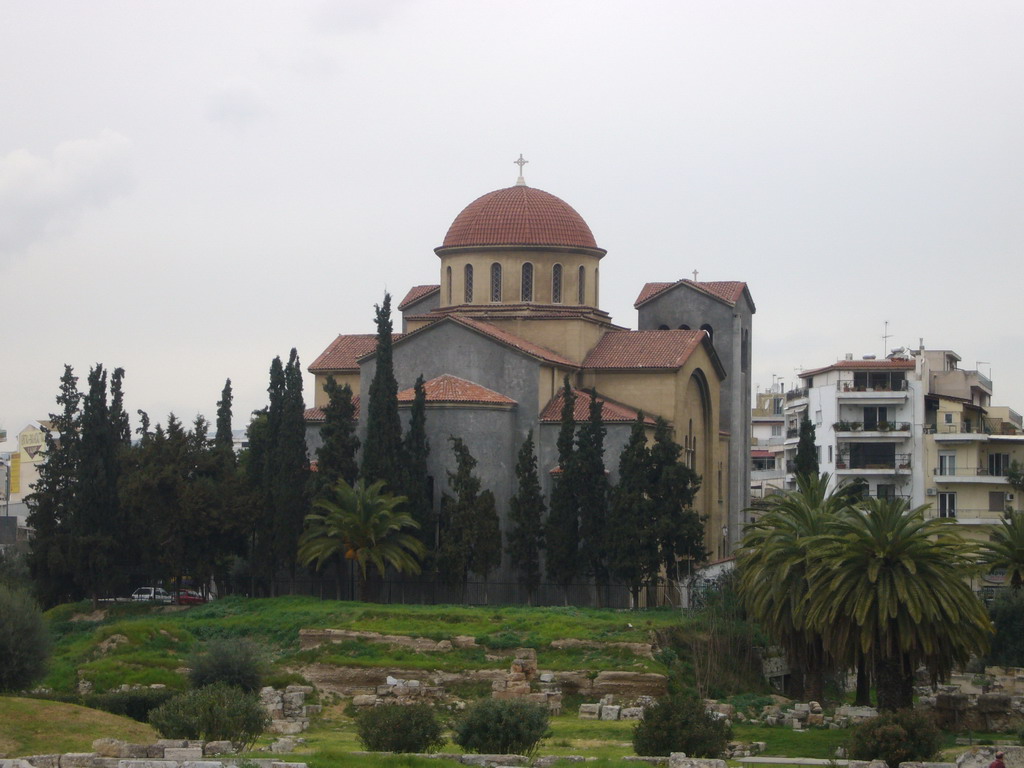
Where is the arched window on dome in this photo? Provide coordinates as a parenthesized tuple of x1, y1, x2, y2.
(491, 263, 502, 302)
(595, 268, 599, 305)
(521, 262, 533, 302)
(658, 324, 670, 331)
(464, 264, 473, 303)
(447, 266, 452, 304)
(700, 324, 713, 344)
(552, 264, 563, 303)
(678, 324, 691, 330)
(578, 266, 586, 304)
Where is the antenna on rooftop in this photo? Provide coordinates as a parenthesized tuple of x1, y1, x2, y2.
(882, 321, 891, 358)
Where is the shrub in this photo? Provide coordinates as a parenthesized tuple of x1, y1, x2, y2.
(355, 703, 445, 753)
(86, 688, 178, 722)
(148, 682, 269, 748)
(848, 709, 942, 768)
(987, 589, 1024, 667)
(453, 699, 549, 756)
(632, 693, 731, 758)
(188, 638, 266, 693)
(0, 585, 51, 692)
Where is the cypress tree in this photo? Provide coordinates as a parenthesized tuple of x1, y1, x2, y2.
(315, 375, 360, 490)
(108, 367, 131, 447)
(649, 418, 706, 583)
(507, 430, 546, 604)
(546, 377, 579, 601)
(362, 293, 404, 493)
(401, 375, 433, 548)
(795, 415, 819, 478)
(274, 348, 310, 592)
(609, 414, 657, 606)
(577, 390, 610, 597)
(26, 365, 82, 607)
(437, 436, 480, 596)
(74, 365, 123, 603)
(214, 378, 235, 462)
(437, 436, 500, 599)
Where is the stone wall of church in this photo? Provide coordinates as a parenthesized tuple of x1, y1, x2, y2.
(637, 289, 752, 553)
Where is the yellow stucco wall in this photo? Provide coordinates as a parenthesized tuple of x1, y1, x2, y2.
(313, 372, 362, 408)
(487, 316, 609, 365)
(438, 248, 603, 308)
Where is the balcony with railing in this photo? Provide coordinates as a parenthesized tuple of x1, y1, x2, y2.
(835, 452, 912, 474)
(933, 467, 1009, 484)
(785, 386, 809, 402)
(833, 420, 912, 437)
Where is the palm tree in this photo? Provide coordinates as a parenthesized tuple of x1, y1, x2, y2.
(807, 497, 992, 710)
(736, 473, 851, 701)
(979, 511, 1024, 589)
(298, 479, 426, 601)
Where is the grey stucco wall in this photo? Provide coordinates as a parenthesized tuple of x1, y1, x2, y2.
(637, 287, 753, 551)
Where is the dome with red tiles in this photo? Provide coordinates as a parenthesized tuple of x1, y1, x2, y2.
(441, 185, 599, 250)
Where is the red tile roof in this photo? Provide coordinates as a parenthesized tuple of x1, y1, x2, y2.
(539, 387, 655, 424)
(583, 330, 704, 370)
(634, 279, 752, 309)
(440, 185, 600, 250)
(304, 396, 360, 423)
(309, 334, 402, 372)
(398, 285, 440, 310)
(799, 359, 916, 378)
(397, 374, 516, 407)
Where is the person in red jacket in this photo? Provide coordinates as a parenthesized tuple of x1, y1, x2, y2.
(990, 751, 1006, 768)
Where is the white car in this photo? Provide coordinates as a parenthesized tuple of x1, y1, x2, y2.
(131, 586, 173, 604)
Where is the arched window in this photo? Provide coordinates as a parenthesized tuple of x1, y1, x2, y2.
(678, 324, 691, 330)
(464, 264, 473, 303)
(552, 264, 562, 303)
(578, 266, 586, 304)
(658, 324, 670, 330)
(741, 328, 750, 373)
(491, 263, 502, 302)
(521, 262, 533, 302)
(700, 323, 713, 343)
(595, 267, 599, 304)
(446, 266, 452, 304)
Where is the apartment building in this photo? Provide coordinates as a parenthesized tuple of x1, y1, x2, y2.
(782, 346, 1023, 539)
(750, 386, 787, 499)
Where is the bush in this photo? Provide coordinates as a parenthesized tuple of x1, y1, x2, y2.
(848, 709, 942, 768)
(632, 693, 731, 758)
(453, 699, 549, 756)
(0, 585, 51, 692)
(85, 688, 177, 722)
(188, 638, 266, 693)
(355, 703, 445, 753)
(148, 682, 269, 748)
(987, 589, 1024, 667)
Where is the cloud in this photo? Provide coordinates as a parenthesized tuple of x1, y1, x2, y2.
(204, 85, 271, 129)
(309, 0, 414, 34)
(0, 130, 134, 259)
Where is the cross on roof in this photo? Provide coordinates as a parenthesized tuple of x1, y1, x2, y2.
(514, 154, 528, 186)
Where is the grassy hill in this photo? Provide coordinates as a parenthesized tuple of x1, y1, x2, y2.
(42, 596, 689, 694)
(0, 697, 156, 757)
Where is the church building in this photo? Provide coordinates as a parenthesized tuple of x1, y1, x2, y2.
(306, 164, 753, 590)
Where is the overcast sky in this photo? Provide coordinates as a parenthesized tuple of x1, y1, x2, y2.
(2, 1, 1023, 450)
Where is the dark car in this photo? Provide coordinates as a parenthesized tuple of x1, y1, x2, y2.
(174, 589, 207, 605)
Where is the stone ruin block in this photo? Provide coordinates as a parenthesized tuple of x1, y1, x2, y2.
(601, 705, 621, 721)
(579, 703, 600, 719)
(620, 707, 644, 720)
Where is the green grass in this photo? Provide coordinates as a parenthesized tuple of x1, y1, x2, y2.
(41, 596, 679, 693)
(0, 696, 156, 756)
(732, 724, 852, 759)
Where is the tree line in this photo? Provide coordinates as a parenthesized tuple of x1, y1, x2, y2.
(26, 292, 708, 607)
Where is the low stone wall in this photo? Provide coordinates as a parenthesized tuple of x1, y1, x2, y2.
(0, 739, 307, 768)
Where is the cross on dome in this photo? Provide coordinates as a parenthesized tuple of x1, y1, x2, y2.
(514, 153, 528, 186)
